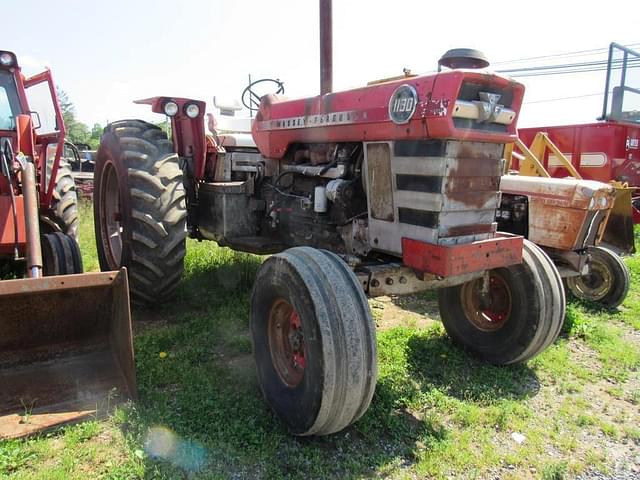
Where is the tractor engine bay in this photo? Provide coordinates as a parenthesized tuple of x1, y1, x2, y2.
(197, 142, 368, 256)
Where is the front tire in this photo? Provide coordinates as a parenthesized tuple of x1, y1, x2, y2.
(94, 120, 187, 304)
(42, 160, 79, 240)
(565, 246, 630, 309)
(438, 240, 565, 365)
(251, 247, 377, 436)
(41, 232, 83, 276)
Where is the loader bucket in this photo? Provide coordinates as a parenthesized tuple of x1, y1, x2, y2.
(601, 186, 636, 254)
(0, 268, 135, 439)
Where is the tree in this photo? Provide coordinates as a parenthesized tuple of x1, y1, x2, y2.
(88, 123, 103, 150)
(56, 87, 75, 129)
(56, 87, 102, 149)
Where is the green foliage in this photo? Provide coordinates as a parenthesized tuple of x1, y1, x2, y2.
(0, 440, 37, 475)
(541, 461, 568, 480)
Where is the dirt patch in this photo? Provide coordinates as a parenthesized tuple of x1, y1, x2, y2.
(132, 309, 169, 334)
(372, 294, 440, 331)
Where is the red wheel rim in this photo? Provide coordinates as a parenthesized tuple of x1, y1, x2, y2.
(267, 298, 306, 387)
(461, 273, 512, 331)
(98, 162, 123, 267)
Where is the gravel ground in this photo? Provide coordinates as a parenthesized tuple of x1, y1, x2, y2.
(575, 451, 640, 479)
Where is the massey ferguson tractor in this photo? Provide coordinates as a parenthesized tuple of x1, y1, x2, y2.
(0, 50, 134, 439)
(93, 4, 564, 436)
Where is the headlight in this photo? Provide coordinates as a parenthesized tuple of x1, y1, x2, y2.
(163, 101, 179, 117)
(184, 103, 200, 119)
(0, 52, 14, 67)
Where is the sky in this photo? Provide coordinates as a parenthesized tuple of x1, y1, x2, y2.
(3, 0, 639, 129)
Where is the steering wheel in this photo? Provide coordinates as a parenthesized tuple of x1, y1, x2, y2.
(241, 78, 285, 114)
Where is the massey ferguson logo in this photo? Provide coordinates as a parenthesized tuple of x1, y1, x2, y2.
(389, 84, 418, 124)
(477, 92, 504, 122)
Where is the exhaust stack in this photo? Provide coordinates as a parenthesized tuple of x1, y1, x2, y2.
(320, 0, 332, 95)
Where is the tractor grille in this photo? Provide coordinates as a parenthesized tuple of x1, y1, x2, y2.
(365, 140, 504, 255)
(452, 81, 516, 132)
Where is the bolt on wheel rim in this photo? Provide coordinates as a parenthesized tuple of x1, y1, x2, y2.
(461, 273, 512, 331)
(100, 163, 123, 266)
(267, 298, 306, 388)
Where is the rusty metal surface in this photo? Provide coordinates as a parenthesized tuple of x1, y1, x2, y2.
(601, 186, 636, 254)
(0, 269, 135, 439)
(367, 140, 505, 255)
(366, 143, 394, 222)
(355, 263, 483, 297)
(401, 233, 523, 277)
(500, 175, 615, 210)
(21, 161, 43, 277)
(500, 175, 616, 251)
(528, 200, 593, 251)
(319, 0, 332, 95)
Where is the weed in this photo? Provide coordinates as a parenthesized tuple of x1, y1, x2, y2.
(0, 440, 37, 474)
(541, 461, 568, 480)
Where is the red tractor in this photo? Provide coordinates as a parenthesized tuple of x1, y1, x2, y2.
(0, 50, 134, 439)
(93, 8, 564, 436)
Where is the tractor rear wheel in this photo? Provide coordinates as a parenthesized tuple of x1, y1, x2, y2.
(42, 160, 79, 240)
(94, 120, 187, 304)
(438, 240, 564, 365)
(251, 247, 377, 436)
(565, 246, 630, 309)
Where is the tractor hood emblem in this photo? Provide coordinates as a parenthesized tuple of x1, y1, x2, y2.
(389, 84, 418, 124)
(476, 92, 504, 122)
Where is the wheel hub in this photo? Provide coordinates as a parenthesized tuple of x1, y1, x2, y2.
(268, 299, 306, 387)
(568, 260, 612, 301)
(461, 273, 512, 331)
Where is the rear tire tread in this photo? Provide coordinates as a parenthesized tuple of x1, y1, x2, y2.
(95, 120, 187, 303)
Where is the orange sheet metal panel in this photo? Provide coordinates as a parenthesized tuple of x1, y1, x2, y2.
(528, 199, 590, 251)
(0, 195, 26, 255)
(402, 233, 523, 277)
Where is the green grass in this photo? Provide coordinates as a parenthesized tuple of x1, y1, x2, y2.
(1, 207, 639, 479)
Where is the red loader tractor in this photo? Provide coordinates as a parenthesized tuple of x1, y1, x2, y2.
(0, 50, 135, 439)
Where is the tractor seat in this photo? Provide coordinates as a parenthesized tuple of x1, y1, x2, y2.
(207, 112, 256, 148)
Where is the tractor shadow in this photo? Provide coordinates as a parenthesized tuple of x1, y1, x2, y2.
(387, 291, 540, 404)
(404, 333, 541, 403)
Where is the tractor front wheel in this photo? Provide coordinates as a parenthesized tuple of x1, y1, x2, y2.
(94, 120, 187, 304)
(41, 160, 79, 240)
(438, 240, 565, 365)
(41, 232, 83, 276)
(565, 246, 630, 309)
(251, 247, 377, 436)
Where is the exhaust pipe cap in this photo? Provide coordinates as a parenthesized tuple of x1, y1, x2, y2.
(438, 48, 490, 70)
